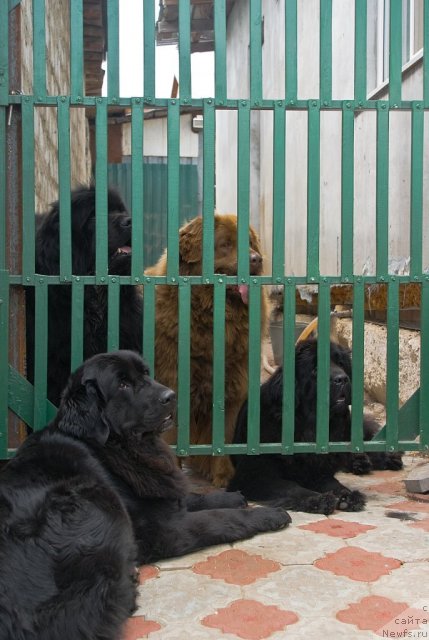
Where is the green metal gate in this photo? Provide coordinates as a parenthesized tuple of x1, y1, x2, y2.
(0, 0, 428, 459)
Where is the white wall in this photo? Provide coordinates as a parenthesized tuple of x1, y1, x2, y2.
(122, 113, 199, 158)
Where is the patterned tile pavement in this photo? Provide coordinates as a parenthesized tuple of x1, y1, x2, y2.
(122, 455, 429, 640)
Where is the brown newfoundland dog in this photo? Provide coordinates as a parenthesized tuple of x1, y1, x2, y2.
(145, 214, 268, 487)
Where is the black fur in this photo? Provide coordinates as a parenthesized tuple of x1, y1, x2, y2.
(227, 339, 403, 515)
(26, 186, 143, 405)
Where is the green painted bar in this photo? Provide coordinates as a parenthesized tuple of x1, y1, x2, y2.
(420, 281, 429, 449)
(70, 0, 84, 97)
(33, 282, 48, 430)
(131, 101, 144, 278)
(246, 282, 262, 453)
(281, 283, 296, 453)
(0, 1, 8, 106)
(21, 99, 35, 279)
(350, 280, 364, 451)
(272, 104, 286, 279)
(178, 0, 191, 99)
(307, 103, 321, 278)
(375, 106, 389, 276)
(57, 98, 72, 280)
(388, 0, 402, 105)
(410, 105, 424, 277)
(142, 281, 155, 372)
(202, 100, 215, 279)
(214, 0, 227, 101)
(176, 283, 191, 455)
(167, 100, 180, 279)
(315, 283, 330, 452)
(354, 0, 367, 103)
(212, 281, 226, 453)
(8, 366, 57, 431)
(341, 106, 354, 277)
(319, 0, 332, 104)
(0, 271, 8, 457)
(95, 100, 109, 279)
(143, 0, 155, 99)
(0, 110, 5, 270)
(385, 280, 399, 450)
(425, 0, 429, 106)
(107, 0, 120, 98)
(237, 103, 251, 281)
(285, 0, 297, 101)
(70, 279, 84, 371)
(249, 0, 263, 103)
(33, 0, 46, 96)
(107, 278, 120, 351)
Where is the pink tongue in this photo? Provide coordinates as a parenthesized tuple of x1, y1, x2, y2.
(238, 284, 249, 305)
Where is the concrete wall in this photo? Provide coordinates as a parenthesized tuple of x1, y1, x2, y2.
(215, 0, 428, 275)
(21, 0, 92, 213)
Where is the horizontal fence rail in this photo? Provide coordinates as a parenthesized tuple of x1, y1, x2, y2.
(0, 0, 428, 462)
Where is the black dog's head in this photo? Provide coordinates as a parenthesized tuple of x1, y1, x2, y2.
(55, 351, 176, 445)
(36, 185, 132, 275)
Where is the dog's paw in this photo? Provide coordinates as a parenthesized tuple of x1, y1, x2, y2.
(350, 453, 373, 476)
(383, 452, 404, 471)
(303, 492, 338, 515)
(257, 506, 292, 531)
(222, 491, 248, 508)
(337, 490, 366, 512)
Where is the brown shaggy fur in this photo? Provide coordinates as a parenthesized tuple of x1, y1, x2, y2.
(145, 214, 268, 487)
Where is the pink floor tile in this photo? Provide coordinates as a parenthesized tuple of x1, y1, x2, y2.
(138, 566, 159, 584)
(299, 518, 376, 538)
(314, 546, 402, 582)
(386, 500, 429, 513)
(122, 616, 162, 640)
(192, 549, 281, 586)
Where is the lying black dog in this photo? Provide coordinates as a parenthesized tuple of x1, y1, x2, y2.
(26, 186, 143, 405)
(227, 339, 402, 515)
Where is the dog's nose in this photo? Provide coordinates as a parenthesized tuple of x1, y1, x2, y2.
(121, 216, 132, 228)
(249, 252, 262, 269)
(160, 389, 176, 406)
(332, 372, 348, 386)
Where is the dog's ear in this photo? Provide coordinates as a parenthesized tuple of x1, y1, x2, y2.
(179, 217, 203, 264)
(56, 366, 110, 445)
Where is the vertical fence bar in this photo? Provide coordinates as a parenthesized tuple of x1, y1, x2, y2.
(281, 283, 296, 453)
(95, 99, 108, 280)
(177, 283, 191, 455)
(21, 99, 35, 280)
(237, 103, 251, 281)
(320, 0, 332, 104)
(385, 279, 399, 450)
(388, 0, 402, 105)
(409, 104, 424, 278)
(246, 283, 262, 453)
(143, 281, 155, 372)
(354, 0, 367, 103)
(143, 0, 155, 99)
(0, 1, 8, 106)
(285, 0, 297, 102)
(307, 103, 320, 279)
(0, 271, 8, 457)
(341, 106, 354, 277)
(249, 0, 263, 103)
(33, 282, 48, 430)
(33, 0, 46, 96)
(107, 0, 120, 98)
(0, 109, 5, 270)
(212, 281, 226, 453)
(167, 100, 180, 279)
(178, 0, 191, 99)
(420, 281, 429, 449)
(424, 0, 429, 106)
(350, 279, 364, 452)
(70, 279, 84, 371)
(214, 0, 227, 101)
(202, 99, 215, 278)
(376, 106, 389, 277)
(107, 278, 120, 351)
(70, 0, 84, 97)
(316, 283, 331, 451)
(57, 97, 72, 280)
(272, 104, 286, 280)
(131, 100, 144, 277)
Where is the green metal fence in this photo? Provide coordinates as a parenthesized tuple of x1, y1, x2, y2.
(0, 0, 428, 459)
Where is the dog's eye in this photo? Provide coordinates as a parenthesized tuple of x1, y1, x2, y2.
(119, 381, 130, 390)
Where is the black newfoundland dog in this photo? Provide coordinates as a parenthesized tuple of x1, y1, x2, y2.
(0, 351, 290, 639)
(26, 186, 143, 405)
(227, 339, 402, 515)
